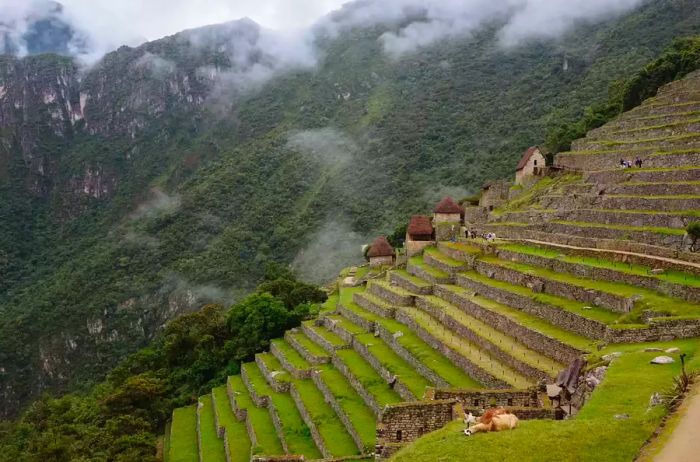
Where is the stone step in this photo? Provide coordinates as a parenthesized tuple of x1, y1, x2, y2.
(395, 307, 532, 388)
(570, 132, 700, 153)
(367, 279, 416, 306)
(301, 321, 350, 353)
(433, 284, 589, 364)
(584, 166, 700, 184)
(407, 256, 453, 284)
(485, 225, 700, 268)
(423, 247, 470, 274)
(389, 270, 433, 295)
(270, 339, 313, 379)
(584, 119, 700, 143)
(227, 374, 285, 457)
(473, 257, 634, 313)
(555, 149, 700, 171)
(285, 330, 331, 365)
(493, 241, 700, 302)
(416, 295, 563, 380)
(352, 292, 396, 318)
(623, 98, 700, 117)
(454, 270, 615, 340)
(211, 386, 251, 462)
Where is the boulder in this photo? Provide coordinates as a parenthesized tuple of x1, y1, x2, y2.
(650, 356, 675, 364)
(393, 331, 404, 339)
(602, 352, 622, 362)
(665, 347, 680, 354)
(644, 347, 663, 352)
(614, 413, 630, 420)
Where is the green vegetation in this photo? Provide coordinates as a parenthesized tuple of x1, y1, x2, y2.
(211, 386, 251, 462)
(551, 220, 686, 236)
(545, 35, 700, 153)
(687, 221, 700, 250)
(408, 256, 451, 279)
(228, 375, 284, 455)
(271, 339, 312, 371)
(169, 406, 199, 462)
(336, 349, 403, 406)
(424, 247, 466, 268)
(289, 332, 330, 360)
(197, 395, 227, 462)
(391, 270, 433, 289)
(392, 339, 700, 462)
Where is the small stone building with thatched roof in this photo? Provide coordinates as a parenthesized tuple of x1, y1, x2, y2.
(405, 215, 434, 256)
(367, 235, 395, 267)
(515, 146, 545, 185)
(433, 196, 463, 223)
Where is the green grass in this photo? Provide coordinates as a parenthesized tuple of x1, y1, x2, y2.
(243, 362, 321, 459)
(493, 175, 581, 214)
(315, 365, 377, 451)
(589, 208, 700, 217)
(369, 279, 415, 298)
(400, 307, 534, 388)
(391, 339, 700, 462)
(437, 285, 594, 351)
(339, 287, 481, 388)
(304, 321, 348, 347)
(440, 242, 482, 255)
(271, 338, 312, 371)
(163, 422, 171, 462)
(424, 247, 466, 268)
(604, 194, 700, 201)
(391, 270, 433, 289)
(459, 270, 623, 325)
(498, 242, 700, 289)
(227, 375, 284, 455)
(292, 378, 361, 457)
(289, 332, 329, 359)
(480, 256, 700, 320)
(169, 406, 199, 462)
(620, 180, 700, 186)
(551, 220, 686, 236)
(422, 295, 564, 375)
(336, 348, 403, 406)
(408, 256, 451, 279)
(198, 395, 227, 462)
(212, 386, 250, 462)
(610, 117, 700, 134)
(321, 293, 339, 314)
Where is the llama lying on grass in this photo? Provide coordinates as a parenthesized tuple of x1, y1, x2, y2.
(464, 408, 519, 436)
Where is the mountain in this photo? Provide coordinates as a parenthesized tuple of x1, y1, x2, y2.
(1, 0, 699, 418)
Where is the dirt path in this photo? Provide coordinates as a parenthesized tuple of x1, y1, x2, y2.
(515, 238, 700, 271)
(653, 383, 700, 462)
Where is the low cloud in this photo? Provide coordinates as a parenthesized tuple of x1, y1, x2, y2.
(133, 52, 177, 78)
(130, 188, 181, 220)
(286, 127, 358, 168)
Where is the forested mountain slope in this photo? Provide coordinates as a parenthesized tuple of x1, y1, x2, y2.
(1, 0, 699, 417)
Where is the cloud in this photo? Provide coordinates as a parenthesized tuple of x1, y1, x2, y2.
(286, 127, 359, 168)
(129, 188, 181, 220)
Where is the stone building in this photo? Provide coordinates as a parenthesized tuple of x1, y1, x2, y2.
(515, 146, 546, 185)
(433, 196, 463, 241)
(367, 235, 395, 267)
(479, 180, 511, 211)
(405, 215, 434, 257)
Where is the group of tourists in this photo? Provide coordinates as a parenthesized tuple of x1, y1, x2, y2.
(465, 229, 497, 241)
(620, 157, 644, 168)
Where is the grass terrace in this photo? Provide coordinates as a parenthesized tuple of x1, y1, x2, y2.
(289, 331, 329, 360)
(400, 307, 534, 388)
(198, 395, 227, 462)
(391, 270, 433, 290)
(437, 285, 594, 351)
(339, 287, 482, 388)
(271, 339, 312, 371)
(169, 406, 199, 462)
(479, 256, 700, 319)
(335, 348, 403, 406)
(227, 375, 284, 455)
(609, 117, 700, 134)
(497, 243, 700, 288)
(391, 338, 700, 462)
(424, 247, 468, 268)
(291, 378, 361, 457)
(440, 242, 483, 255)
(321, 293, 339, 314)
(550, 220, 686, 236)
(315, 365, 377, 450)
(304, 321, 348, 348)
(243, 361, 321, 459)
(212, 386, 250, 462)
(409, 256, 451, 279)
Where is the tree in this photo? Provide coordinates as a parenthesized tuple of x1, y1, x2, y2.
(687, 222, 700, 251)
(226, 293, 293, 360)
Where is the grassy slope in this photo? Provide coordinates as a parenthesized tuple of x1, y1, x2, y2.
(198, 395, 227, 462)
(392, 339, 700, 462)
(211, 386, 251, 462)
(169, 406, 199, 462)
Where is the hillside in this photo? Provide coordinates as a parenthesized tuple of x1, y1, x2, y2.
(162, 68, 700, 462)
(2, 0, 700, 419)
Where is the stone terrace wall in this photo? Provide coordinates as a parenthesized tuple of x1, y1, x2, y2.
(330, 355, 382, 417)
(311, 371, 365, 453)
(495, 248, 700, 304)
(368, 282, 415, 306)
(428, 388, 541, 408)
(461, 406, 556, 420)
(375, 400, 461, 459)
(270, 342, 312, 380)
(284, 330, 329, 365)
(473, 259, 633, 313)
(606, 318, 700, 343)
(251, 456, 304, 462)
(390, 271, 433, 295)
(394, 309, 509, 388)
(455, 273, 609, 339)
(289, 383, 331, 459)
(434, 285, 585, 364)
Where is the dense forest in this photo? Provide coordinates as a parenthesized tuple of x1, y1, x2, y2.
(0, 0, 699, 423)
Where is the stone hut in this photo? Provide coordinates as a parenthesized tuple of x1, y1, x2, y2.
(515, 146, 546, 185)
(433, 196, 463, 223)
(405, 215, 434, 257)
(367, 235, 395, 267)
(479, 180, 511, 211)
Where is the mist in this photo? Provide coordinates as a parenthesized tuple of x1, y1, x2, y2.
(286, 127, 359, 169)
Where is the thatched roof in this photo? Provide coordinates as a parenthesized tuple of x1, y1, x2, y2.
(433, 196, 463, 214)
(367, 236, 394, 257)
(407, 215, 433, 236)
(516, 146, 541, 171)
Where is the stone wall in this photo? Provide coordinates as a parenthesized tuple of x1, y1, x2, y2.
(301, 322, 348, 353)
(368, 281, 415, 306)
(455, 273, 609, 339)
(606, 317, 700, 343)
(406, 238, 434, 257)
(428, 388, 541, 408)
(394, 309, 509, 388)
(311, 371, 366, 453)
(270, 342, 312, 380)
(585, 168, 700, 184)
(375, 400, 461, 459)
(494, 248, 700, 304)
(289, 383, 331, 459)
(407, 261, 454, 284)
(423, 252, 468, 274)
(479, 181, 511, 210)
(437, 242, 479, 264)
(284, 330, 330, 365)
(251, 456, 304, 462)
(434, 285, 585, 364)
(415, 297, 551, 382)
(370, 255, 394, 268)
(464, 206, 488, 224)
(331, 355, 382, 417)
(390, 271, 433, 295)
(554, 150, 700, 171)
(473, 259, 632, 313)
(434, 221, 461, 241)
(353, 293, 395, 318)
(434, 213, 461, 223)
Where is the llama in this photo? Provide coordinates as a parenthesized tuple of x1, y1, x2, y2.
(464, 408, 519, 436)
